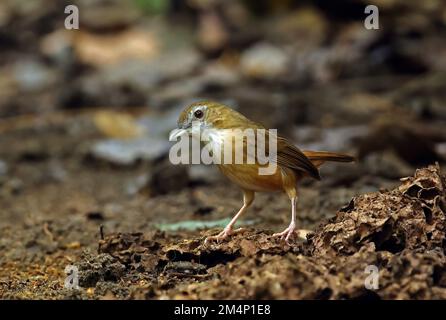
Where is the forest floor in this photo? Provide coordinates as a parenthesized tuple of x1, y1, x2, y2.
(1, 0, 446, 300)
(0, 113, 445, 299)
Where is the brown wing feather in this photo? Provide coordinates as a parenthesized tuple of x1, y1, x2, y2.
(258, 130, 320, 180)
(276, 137, 321, 180)
(303, 150, 355, 168)
(231, 124, 321, 180)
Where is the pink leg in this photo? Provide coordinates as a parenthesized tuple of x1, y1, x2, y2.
(205, 190, 254, 244)
(273, 196, 298, 244)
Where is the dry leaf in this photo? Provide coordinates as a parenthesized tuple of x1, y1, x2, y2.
(93, 111, 146, 139)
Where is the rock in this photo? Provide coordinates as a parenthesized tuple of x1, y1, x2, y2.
(90, 136, 170, 166)
(90, 105, 192, 174)
(13, 60, 57, 93)
(240, 43, 289, 79)
(0, 160, 7, 176)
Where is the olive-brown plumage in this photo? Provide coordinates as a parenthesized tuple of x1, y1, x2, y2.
(172, 101, 355, 243)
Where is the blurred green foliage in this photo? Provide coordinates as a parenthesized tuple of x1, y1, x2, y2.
(155, 218, 257, 231)
(134, 0, 169, 14)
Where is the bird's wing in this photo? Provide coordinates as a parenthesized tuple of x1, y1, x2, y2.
(258, 130, 320, 180)
(276, 136, 321, 180)
(233, 125, 321, 180)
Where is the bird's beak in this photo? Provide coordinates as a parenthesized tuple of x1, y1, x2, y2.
(169, 128, 188, 141)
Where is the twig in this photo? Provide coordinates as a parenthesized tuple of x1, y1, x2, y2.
(99, 224, 105, 240)
(43, 222, 54, 242)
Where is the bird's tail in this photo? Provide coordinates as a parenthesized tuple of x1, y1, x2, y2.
(302, 151, 355, 168)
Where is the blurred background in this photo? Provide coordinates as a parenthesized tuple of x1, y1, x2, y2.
(0, 0, 446, 299)
(1, 0, 445, 169)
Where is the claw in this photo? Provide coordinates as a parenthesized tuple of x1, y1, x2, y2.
(272, 223, 296, 245)
(272, 225, 311, 245)
(204, 227, 245, 244)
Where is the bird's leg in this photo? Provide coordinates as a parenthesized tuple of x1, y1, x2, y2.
(273, 196, 298, 244)
(205, 190, 254, 244)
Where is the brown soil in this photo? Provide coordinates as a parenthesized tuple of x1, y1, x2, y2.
(1, 116, 445, 300)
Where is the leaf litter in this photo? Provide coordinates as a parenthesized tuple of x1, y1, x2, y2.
(54, 164, 446, 299)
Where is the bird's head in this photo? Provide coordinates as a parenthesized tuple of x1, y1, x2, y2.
(169, 101, 257, 141)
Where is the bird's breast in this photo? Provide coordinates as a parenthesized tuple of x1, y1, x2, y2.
(217, 163, 285, 192)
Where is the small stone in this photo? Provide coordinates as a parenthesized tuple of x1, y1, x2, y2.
(240, 43, 289, 79)
(0, 160, 7, 176)
(13, 60, 57, 92)
(90, 137, 170, 166)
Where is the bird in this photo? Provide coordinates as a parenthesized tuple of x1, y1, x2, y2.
(169, 101, 355, 244)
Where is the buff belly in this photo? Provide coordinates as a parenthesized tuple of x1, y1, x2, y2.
(217, 163, 292, 192)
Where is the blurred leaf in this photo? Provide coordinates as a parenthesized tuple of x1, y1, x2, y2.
(134, 0, 169, 15)
(93, 111, 146, 139)
(74, 29, 159, 67)
(155, 218, 257, 232)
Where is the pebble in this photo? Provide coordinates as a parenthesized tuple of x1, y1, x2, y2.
(240, 43, 289, 79)
(0, 160, 7, 176)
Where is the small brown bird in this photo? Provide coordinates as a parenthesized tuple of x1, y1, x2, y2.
(170, 101, 354, 244)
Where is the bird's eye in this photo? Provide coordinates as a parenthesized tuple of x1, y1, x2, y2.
(194, 109, 204, 119)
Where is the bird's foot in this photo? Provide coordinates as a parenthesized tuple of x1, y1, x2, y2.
(204, 227, 245, 244)
(272, 223, 296, 244)
(272, 225, 311, 245)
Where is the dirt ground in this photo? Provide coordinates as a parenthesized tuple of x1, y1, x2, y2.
(1, 0, 446, 300)
(0, 114, 445, 300)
